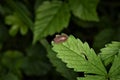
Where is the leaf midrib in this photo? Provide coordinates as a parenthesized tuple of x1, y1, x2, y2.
(37, 2, 63, 36)
(61, 43, 106, 75)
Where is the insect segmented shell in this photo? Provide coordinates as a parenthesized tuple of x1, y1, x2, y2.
(53, 34, 68, 44)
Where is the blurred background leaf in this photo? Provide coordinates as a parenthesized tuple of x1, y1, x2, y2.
(22, 44, 51, 76)
(1, 50, 24, 71)
(5, 12, 28, 36)
(69, 0, 99, 21)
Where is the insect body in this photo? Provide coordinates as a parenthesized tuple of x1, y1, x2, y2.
(53, 34, 68, 44)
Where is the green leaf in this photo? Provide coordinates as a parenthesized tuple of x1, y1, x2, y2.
(41, 40, 77, 80)
(9, 25, 19, 36)
(1, 50, 24, 70)
(77, 75, 106, 80)
(52, 35, 107, 80)
(5, 1, 33, 30)
(20, 25, 28, 35)
(22, 44, 51, 76)
(108, 51, 120, 80)
(99, 42, 120, 66)
(5, 13, 19, 36)
(5, 12, 29, 36)
(69, 0, 99, 21)
(33, 1, 70, 43)
(5, 14, 19, 25)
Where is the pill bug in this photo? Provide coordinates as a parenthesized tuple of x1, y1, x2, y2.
(53, 34, 68, 44)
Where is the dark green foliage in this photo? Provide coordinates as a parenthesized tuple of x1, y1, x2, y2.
(0, 0, 119, 80)
(41, 40, 77, 80)
(22, 44, 51, 76)
(52, 35, 120, 80)
(33, 1, 70, 43)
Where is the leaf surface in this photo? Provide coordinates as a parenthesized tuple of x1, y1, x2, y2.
(108, 50, 120, 80)
(52, 35, 107, 80)
(69, 0, 99, 21)
(33, 1, 70, 43)
(99, 41, 120, 66)
(41, 40, 77, 80)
